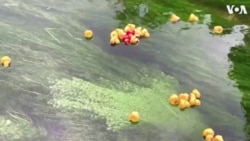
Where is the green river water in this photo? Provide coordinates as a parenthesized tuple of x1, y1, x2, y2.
(0, 0, 249, 141)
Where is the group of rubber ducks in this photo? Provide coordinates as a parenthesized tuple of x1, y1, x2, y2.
(0, 56, 11, 68)
(109, 24, 150, 46)
(83, 24, 150, 46)
(168, 89, 201, 109)
(203, 128, 224, 141)
(170, 13, 224, 34)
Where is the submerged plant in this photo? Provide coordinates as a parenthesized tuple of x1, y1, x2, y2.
(0, 116, 39, 140)
(49, 73, 207, 135)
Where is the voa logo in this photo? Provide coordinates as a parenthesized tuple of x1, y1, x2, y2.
(226, 5, 248, 15)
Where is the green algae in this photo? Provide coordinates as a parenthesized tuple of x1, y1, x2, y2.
(0, 115, 41, 141)
(48, 72, 207, 137)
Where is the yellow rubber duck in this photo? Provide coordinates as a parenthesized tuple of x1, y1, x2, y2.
(135, 27, 143, 32)
(170, 14, 180, 23)
(128, 111, 140, 123)
(188, 13, 199, 23)
(115, 28, 125, 40)
(130, 36, 139, 45)
(84, 30, 93, 39)
(178, 99, 186, 109)
(192, 89, 201, 99)
(127, 23, 136, 30)
(168, 94, 179, 105)
(1, 56, 11, 67)
(141, 28, 148, 37)
(144, 32, 150, 38)
(213, 26, 223, 34)
(124, 24, 136, 32)
(189, 93, 196, 106)
(202, 128, 215, 138)
(178, 93, 189, 101)
(110, 31, 118, 38)
(110, 37, 120, 46)
(194, 99, 201, 106)
(184, 100, 191, 108)
(212, 135, 224, 141)
(205, 134, 214, 141)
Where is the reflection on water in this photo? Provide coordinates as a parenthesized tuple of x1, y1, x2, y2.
(0, 0, 249, 140)
(228, 29, 250, 139)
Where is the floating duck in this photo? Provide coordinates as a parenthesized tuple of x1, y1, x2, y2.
(84, 30, 93, 39)
(170, 14, 180, 23)
(130, 35, 139, 45)
(178, 93, 189, 101)
(135, 27, 142, 37)
(212, 135, 224, 141)
(144, 32, 150, 38)
(205, 134, 214, 141)
(128, 111, 140, 123)
(213, 26, 223, 34)
(125, 23, 136, 31)
(188, 13, 199, 23)
(168, 94, 179, 105)
(110, 31, 118, 38)
(192, 89, 201, 99)
(115, 29, 125, 40)
(123, 34, 131, 45)
(178, 99, 186, 109)
(1, 56, 11, 67)
(194, 99, 201, 106)
(202, 128, 215, 138)
(141, 28, 148, 37)
(189, 93, 196, 106)
(184, 100, 191, 108)
(110, 37, 120, 46)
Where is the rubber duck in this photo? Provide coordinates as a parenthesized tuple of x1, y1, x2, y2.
(178, 99, 186, 109)
(130, 35, 139, 45)
(115, 29, 125, 40)
(170, 14, 180, 23)
(205, 134, 214, 141)
(123, 34, 131, 45)
(84, 30, 93, 39)
(178, 93, 189, 101)
(168, 94, 179, 105)
(189, 93, 196, 106)
(141, 28, 148, 37)
(126, 30, 135, 37)
(188, 13, 199, 23)
(212, 135, 224, 141)
(213, 26, 223, 34)
(126, 23, 136, 30)
(194, 99, 201, 106)
(110, 31, 118, 38)
(184, 100, 191, 108)
(202, 128, 215, 138)
(144, 32, 150, 38)
(134, 33, 141, 38)
(1, 56, 11, 67)
(128, 111, 140, 123)
(192, 89, 201, 99)
(110, 37, 120, 46)
(124, 24, 136, 32)
(115, 28, 123, 34)
(135, 27, 142, 32)
(135, 27, 142, 35)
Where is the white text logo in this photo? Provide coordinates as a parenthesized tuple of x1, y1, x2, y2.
(226, 5, 248, 15)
